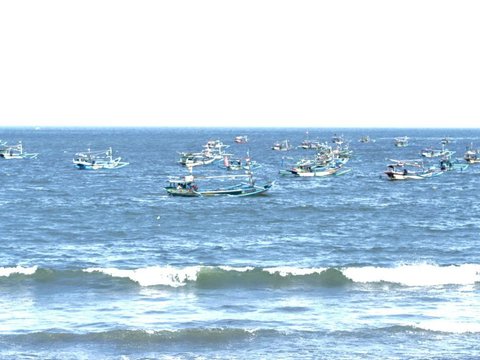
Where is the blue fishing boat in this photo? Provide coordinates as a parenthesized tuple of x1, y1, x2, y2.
(165, 172, 272, 197)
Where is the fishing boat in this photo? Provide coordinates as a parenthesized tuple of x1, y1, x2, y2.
(297, 131, 322, 150)
(359, 135, 375, 143)
(204, 139, 229, 153)
(280, 163, 343, 177)
(218, 154, 261, 171)
(0, 142, 38, 159)
(384, 160, 443, 180)
(420, 146, 452, 158)
(280, 141, 351, 177)
(394, 136, 409, 147)
(331, 134, 345, 145)
(298, 139, 322, 150)
(272, 140, 293, 151)
(165, 173, 273, 197)
(441, 136, 453, 145)
(234, 135, 248, 144)
(439, 155, 469, 172)
(464, 144, 480, 164)
(178, 139, 229, 167)
(73, 147, 129, 170)
(178, 151, 217, 167)
(280, 151, 349, 176)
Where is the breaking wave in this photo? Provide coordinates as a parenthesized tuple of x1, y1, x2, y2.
(1, 263, 479, 288)
(0, 265, 38, 277)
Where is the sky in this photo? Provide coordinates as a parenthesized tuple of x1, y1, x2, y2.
(0, 0, 479, 128)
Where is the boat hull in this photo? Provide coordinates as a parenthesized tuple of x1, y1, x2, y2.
(74, 161, 129, 170)
(165, 183, 272, 197)
(384, 170, 441, 180)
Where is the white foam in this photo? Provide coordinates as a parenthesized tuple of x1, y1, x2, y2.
(413, 320, 480, 334)
(342, 263, 480, 286)
(264, 266, 327, 277)
(84, 266, 202, 287)
(0, 265, 38, 277)
(218, 266, 255, 272)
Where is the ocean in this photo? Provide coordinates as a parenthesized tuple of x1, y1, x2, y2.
(1, 127, 479, 359)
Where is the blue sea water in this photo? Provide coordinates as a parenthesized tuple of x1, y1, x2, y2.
(1, 127, 479, 359)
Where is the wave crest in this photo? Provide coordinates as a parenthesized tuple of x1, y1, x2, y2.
(2, 263, 479, 288)
(342, 263, 480, 286)
(84, 266, 201, 287)
(0, 266, 38, 277)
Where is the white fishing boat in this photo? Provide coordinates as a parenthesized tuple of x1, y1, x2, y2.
(179, 151, 217, 167)
(298, 139, 322, 150)
(234, 135, 248, 144)
(73, 147, 129, 170)
(218, 154, 261, 171)
(384, 160, 442, 180)
(281, 163, 345, 177)
(359, 135, 375, 143)
(394, 136, 409, 147)
(178, 139, 229, 167)
(441, 136, 453, 145)
(280, 155, 349, 177)
(204, 139, 229, 153)
(272, 140, 293, 151)
(297, 131, 322, 150)
(332, 134, 345, 145)
(464, 144, 480, 164)
(0, 142, 38, 159)
(280, 141, 351, 177)
(420, 146, 452, 158)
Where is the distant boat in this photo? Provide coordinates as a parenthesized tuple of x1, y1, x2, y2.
(234, 135, 248, 144)
(280, 141, 351, 177)
(178, 139, 229, 167)
(394, 136, 409, 147)
(178, 151, 216, 167)
(165, 173, 272, 197)
(272, 140, 293, 151)
(0, 141, 38, 159)
(464, 144, 480, 164)
(332, 134, 345, 145)
(298, 139, 322, 150)
(218, 154, 261, 171)
(420, 146, 452, 158)
(73, 147, 129, 170)
(280, 163, 346, 177)
(441, 136, 453, 145)
(384, 160, 442, 180)
(298, 131, 322, 150)
(359, 135, 375, 143)
(439, 154, 468, 172)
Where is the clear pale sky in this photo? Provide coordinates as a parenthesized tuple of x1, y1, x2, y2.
(1, 0, 479, 128)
